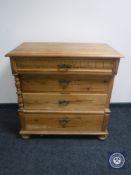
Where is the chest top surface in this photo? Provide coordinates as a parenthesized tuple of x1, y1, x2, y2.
(5, 42, 124, 58)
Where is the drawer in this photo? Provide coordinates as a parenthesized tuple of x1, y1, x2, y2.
(14, 57, 114, 73)
(22, 93, 107, 111)
(23, 113, 104, 132)
(20, 74, 110, 93)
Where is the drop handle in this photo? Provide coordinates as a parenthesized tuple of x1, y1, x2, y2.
(57, 63, 72, 70)
(58, 100, 70, 105)
(58, 117, 70, 128)
(59, 79, 71, 88)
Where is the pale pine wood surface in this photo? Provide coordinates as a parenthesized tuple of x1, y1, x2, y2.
(14, 57, 114, 71)
(20, 74, 109, 93)
(23, 113, 104, 132)
(5, 43, 123, 139)
(6, 42, 124, 58)
(22, 93, 107, 111)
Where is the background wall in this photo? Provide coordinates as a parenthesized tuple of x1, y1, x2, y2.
(0, 0, 131, 103)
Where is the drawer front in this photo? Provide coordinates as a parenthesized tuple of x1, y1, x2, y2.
(14, 57, 114, 72)
(23, 93, 107, 111)
(20, 74, 109, 93)
(23, 113, 104, 132)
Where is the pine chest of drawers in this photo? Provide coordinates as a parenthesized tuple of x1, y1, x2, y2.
(6, 43, 123, 140)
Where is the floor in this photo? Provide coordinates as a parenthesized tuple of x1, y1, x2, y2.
(0, 105, 131, 175)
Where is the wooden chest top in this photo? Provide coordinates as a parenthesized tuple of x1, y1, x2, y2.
(5, 42, 124, 58)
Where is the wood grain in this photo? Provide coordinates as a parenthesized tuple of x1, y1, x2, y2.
(22, 113, 104, 132)
(20, 74, 110, 93)
(14, 57, 114, 73)
(5, 43, 123, 139)
(5, 42, 124, 58)
(20, 130, 108, 136)
(22, 93, 107, 111)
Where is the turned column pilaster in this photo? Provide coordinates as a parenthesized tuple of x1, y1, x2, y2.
(14, 74, 24, 110)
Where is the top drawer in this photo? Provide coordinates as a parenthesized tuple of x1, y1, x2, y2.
(12, 57, 114, 74)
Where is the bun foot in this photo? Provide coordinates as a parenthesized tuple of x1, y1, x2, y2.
(98, 134, 108, 140)
(21, 134, 30, 139)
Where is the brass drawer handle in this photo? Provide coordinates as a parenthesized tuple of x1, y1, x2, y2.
(58, 117, 70, 128)
(57, 64, 72, 70)
(58, 100, 69, 105)
(59, 79, 71, 88)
